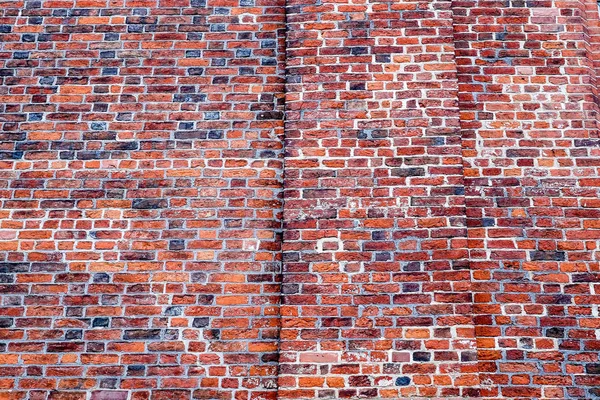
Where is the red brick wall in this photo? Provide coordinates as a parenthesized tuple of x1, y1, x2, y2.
(1, 0, 599, 399)
(454, 1, 600, 398)
(281, 0, 478, 398)
(0, 0, 284, 398)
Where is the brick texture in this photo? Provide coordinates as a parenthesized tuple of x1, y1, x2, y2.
(0, 0, 599, 399)
(454, 1, 600, 398)
(0, 0, 284, 398)
(281, 0, 477, 398)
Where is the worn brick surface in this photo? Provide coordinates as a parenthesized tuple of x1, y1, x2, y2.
(454, 1, 600, 399)
(281, 0, 477, 398)
(0, 0, 285, 398)
(1, 0, 600, 399)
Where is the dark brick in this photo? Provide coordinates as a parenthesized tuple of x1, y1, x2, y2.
(586, 364, 600, 374)
(391, 168, 425, 177)
(395, 377, 410, 386)
(123, 330, 162, 340)
(0, 318, 14, 328)
(530, 251, 566, 261)
(0, 263, 29, 273)
(92, 318, 109, 328)
(192, 318, 210, 328)
(257, 111, 283, 120)
(132, 199, 167, 209)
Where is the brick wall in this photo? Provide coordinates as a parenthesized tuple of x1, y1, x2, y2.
(0, 0, 599, 399)
(454, 1, 600, 398)
(0, 0, 285, 398)
(281, 0, 477, 398)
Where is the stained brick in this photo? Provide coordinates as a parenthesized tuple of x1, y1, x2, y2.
(123, 330, 162, 340)
(586, 364, 600, 375)
(131, 199, 167, 209)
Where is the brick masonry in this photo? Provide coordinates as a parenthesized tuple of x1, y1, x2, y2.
(0, 0, 285, 398)
(0, 0, 599, 399)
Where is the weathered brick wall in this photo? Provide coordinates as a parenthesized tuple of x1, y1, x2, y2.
(454, 1, 600, 398)
(281, 0, 477, 398)
(1, 0, 599, 399)
(0, 0, 284, 398)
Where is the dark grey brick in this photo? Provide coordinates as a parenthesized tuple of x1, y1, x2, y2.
(123, 329, 161, 340)
(132, 199, 167, 209)
(192, 317, 210, 328)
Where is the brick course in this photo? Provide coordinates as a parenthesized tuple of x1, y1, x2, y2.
(0, 0, 599, 399)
